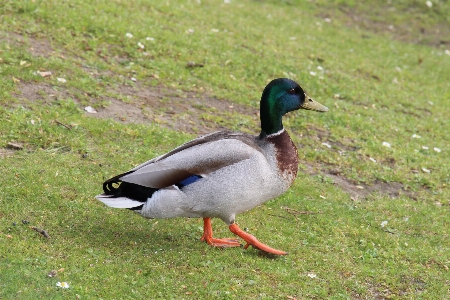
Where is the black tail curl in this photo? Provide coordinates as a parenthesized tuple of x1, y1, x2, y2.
(101, 173, 203, 211)
(102, 172, 157, 211)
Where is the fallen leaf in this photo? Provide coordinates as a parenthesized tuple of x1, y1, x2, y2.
(422, 168, 431, 173)
(37, 71, 52, 77)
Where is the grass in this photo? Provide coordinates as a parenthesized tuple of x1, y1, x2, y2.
(1, 0, 449, 298)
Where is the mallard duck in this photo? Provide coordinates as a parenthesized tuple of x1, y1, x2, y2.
(96, 78, 328, 255)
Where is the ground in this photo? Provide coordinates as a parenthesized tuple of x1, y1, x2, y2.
(1, 1, 449, 298)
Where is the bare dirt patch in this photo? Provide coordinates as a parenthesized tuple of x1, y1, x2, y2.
(96, 82, 258, 134)
(0, 142, 25, 158)
(15, 80, 257, 135)
(18, 81, 74, 104)
(302, 162, 416, 200)
(91, 97, 147, 124)
(326, 173, 413, 200)
(1, 31, 56, 57)
(0, 148, 16, 158)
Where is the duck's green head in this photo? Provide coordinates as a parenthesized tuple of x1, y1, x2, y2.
(259, 78, 328, 136)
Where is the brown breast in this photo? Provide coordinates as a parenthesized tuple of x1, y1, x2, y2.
(266, 130, 299, 185)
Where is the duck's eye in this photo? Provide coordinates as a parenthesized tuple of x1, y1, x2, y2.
(288, 88, 296, 95)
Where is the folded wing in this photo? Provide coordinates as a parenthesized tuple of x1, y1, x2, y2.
(116, 132, 261, 189)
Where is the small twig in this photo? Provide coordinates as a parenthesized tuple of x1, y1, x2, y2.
(267, 213, 292, 221)
(268, 207, 321, 223)
(186, 61, 204, 68)
(54, 120, 71, 130)
(282, 206, 321, 215)
(7, 142, 24, 150)
(30, 226, 50, 238)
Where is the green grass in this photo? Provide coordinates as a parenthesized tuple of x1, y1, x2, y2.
(1, 0, 449, 298)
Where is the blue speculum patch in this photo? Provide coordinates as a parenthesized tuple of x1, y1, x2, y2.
(177, 175, 203, 188)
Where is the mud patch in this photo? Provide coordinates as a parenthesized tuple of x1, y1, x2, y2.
(302, 163, 415, 200)
(27, 37, 55, 58)
(1, 31, 56, 57)
(99, 83, 257, 134)
(0, 143, 25, 158)
(17, 82, 74, 104)
(15, 80, 257, 134)
(0, 148, 16, 158)
(326, 173, 412, 200)
(91, 98, 146, 124)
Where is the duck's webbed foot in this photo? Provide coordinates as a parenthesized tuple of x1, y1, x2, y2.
(200, 218, 241, 248)
(229, 223, 288, 255)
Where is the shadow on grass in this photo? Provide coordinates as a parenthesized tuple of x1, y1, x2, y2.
(69, 211, 286, 259)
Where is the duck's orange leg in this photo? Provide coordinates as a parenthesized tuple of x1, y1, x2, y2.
(229, 223, 288, 255)
(200, 218, 241, 248)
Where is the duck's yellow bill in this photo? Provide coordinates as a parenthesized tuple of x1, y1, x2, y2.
(301, 94, 329, 112)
